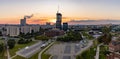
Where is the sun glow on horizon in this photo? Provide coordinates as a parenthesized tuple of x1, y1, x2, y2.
(49, 19, 56, 23)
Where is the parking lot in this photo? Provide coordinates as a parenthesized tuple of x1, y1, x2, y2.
(45, 42, 82, 59)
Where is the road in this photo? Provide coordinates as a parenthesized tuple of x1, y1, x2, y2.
(16, 41, 43, 58)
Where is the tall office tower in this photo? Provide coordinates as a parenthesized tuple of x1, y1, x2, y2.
(63, 22, 68, 31)
(56, 10, 62, 30)
(20, 18, 26, 26)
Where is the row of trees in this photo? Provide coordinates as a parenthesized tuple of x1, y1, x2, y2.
(18, 38, 32, 44)
(7, 38, 33, 49)
(35, 35, 50, 41)
(57, 31, 83, 42)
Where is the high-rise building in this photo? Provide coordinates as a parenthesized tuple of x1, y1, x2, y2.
(20, 18, 26, 26)
(20, 14, 33, 26)
(56, 11, 62, 30)
(63, 22, 68, 31)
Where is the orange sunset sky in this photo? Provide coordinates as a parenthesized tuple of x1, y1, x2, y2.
(0, 0, 120, 25)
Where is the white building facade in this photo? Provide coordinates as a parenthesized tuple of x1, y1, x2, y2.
(20, 26, 32, 34)
(6, 26, 20, 36)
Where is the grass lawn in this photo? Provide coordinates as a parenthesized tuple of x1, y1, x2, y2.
(0, 39, 4, 43)
(76, 46, 96, 59)
(99, 45, 108, 59)
(13, 55, 25, 59)
(9, 41, 37, 57)
(41, 54, 51, 59)
(0, 51, 7, 59)
(13, 52, 39, 59)
(81, 32, 94, 40)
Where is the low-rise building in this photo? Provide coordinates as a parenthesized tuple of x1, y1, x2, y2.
(106, 52, 120, 59)
(107, 40, 120, 59)
(109, 40, 120, 52)
(45, 28, 64, 37)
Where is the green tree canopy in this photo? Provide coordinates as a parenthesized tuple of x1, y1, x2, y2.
(7, 39, 16, 49)
(0, 43, 4, 53)
(35, 35, 49, 41)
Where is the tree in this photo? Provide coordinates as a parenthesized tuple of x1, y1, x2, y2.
(0, 43, 4, 53)
(7, 39, 16, 49)
(97, 27, 112, 44)
(0, 31, 2, 36)
(57, 31, 83, 42)
(18, 38, 32, 44)
(18, 38, 25, 44)
(102, 27, 111, 34)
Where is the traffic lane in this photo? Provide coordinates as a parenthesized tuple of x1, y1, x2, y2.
(19, 41, 43, 55)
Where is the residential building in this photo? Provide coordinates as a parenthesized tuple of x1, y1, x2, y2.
(6, 26, 20, 36)
(107, 40, 120, 59)
(20, 26, 32, 34)
(106, 52, 120, 59)
(31, 25, 40, 33)
(109, 40, 120, 52)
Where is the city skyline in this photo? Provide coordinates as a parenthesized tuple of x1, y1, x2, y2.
(0, 0, 120, 24)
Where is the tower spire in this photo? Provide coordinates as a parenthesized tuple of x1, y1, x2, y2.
(57, 5, 59, 13)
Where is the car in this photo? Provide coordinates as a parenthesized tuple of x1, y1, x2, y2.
(41, 44, 46, 48)
(76, 44, 79, 46)
(25, 46, 29, 49)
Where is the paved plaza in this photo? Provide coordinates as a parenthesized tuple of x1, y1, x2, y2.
(46, 40, 93, 59)
(46, 42, 81, 59)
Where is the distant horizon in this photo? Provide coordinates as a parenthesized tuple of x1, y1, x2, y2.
(1, 19, 120, 25)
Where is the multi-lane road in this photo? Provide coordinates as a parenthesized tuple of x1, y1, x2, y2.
(16, 41, 44, 58)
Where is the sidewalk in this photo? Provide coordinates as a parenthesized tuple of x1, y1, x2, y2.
(95, 43, 103, 59)
(38, 42, 55, 59)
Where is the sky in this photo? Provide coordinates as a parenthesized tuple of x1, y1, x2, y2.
(0, 0, 120, 25)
